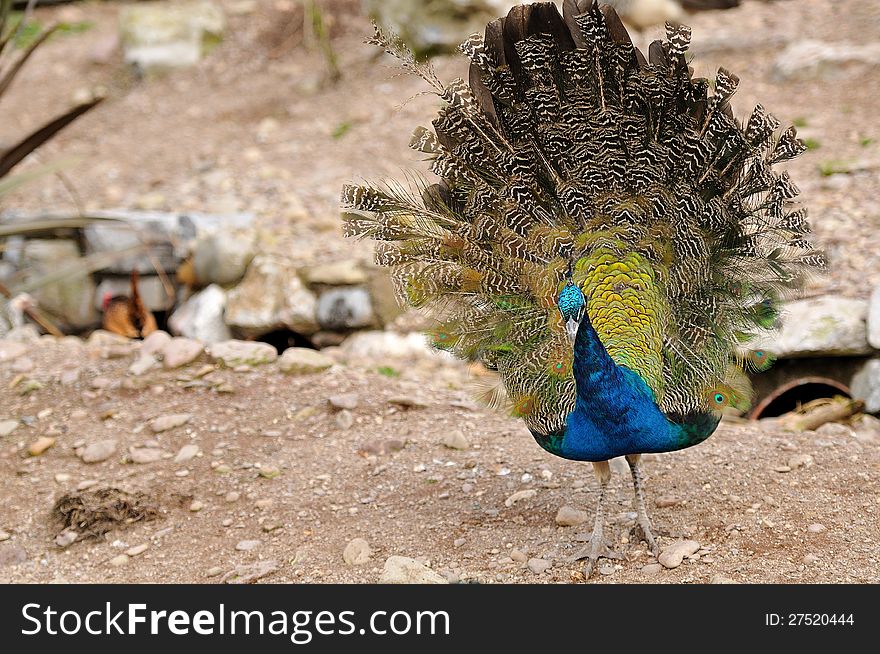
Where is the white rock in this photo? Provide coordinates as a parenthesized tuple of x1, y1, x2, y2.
(0, 419, 19, 437)
(342, 538, 372, 565)
(850, 359, 880, 413)
(750, 296, 870, 357)
(868, 285, 880, 349)
(555, 505, 590, 526)
(151, 413, 192, 433)
(174, 444, 200, 463)
(192, 231, 255, 286)
(441, 430, 469, 450)
(161, 337, 204, 368)
(208, 340, 277, 367)
(339, 331, 436, 360)
(225, 256, 318, 336)
(120, 0, 226, 72)
(79, 439, 118, 463)
(0, 340, 28, 362)
(527, 558, 551, 574)
(773, 40, 880, 80)
(504, 489, 537, 507)
(129, 446, 163, 464)
(658, 539, 701, 569)
(316, 287, 375, 330)
(379, 556, 447, 584)
(305, 260, 367, 285)
(168, 285, 231, 343)
(278, 347, 333, 375)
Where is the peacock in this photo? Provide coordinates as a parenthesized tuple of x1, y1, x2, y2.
(341, 0, 824, 577)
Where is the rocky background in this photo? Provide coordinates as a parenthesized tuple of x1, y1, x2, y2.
(0, 0, 879, 583)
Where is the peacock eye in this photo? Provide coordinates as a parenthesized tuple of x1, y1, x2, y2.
(755, 350, 764, 357)
(714, 393, 725, 404)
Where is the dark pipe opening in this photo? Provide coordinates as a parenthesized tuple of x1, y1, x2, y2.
(256, 329, 316, 354)
(751, 377, 852, 420)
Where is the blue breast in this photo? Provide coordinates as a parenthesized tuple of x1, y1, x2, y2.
(528, 313, 720, 462)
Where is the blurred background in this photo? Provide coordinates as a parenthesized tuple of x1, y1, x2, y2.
(0, 0, 878, 584)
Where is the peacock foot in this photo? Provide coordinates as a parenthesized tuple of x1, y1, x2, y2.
(566, 531, 623, 578)
(630, 517, 660, 557)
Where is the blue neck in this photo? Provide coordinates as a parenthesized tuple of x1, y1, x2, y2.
(530, 314, 720, 461)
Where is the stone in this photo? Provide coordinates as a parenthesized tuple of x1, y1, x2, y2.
(79, 439, 118, 463)
(0, 530, 9, 542)
(0, 340, 27, 362)
(316, 287, 375, 330)
(527, 557, 551, 574)
(339, 330, 435, 359)
(363, 0, 508, 57)
(162, 337, 204, 368)
(379, 556, 448, 584)
(328, 393, 359, 410)
(803, 553, 819, 564)
(655, 496, 682, 508)
(750, 296, 870, 357)
(28, 436, 56, 456)
(20, 239, 97, 329)
(126, 544, 149, 556)
(868, 285, 880, 349)
(83, 212, 178, 274)
(807, 523, 827, 534)
(129, 446, 163, 464)
(120, 0, 226, 72)
(235, 539, 261, 552)
(109, 554, 130, 567)
(54, 530, 78, 548)
(95, 276, 171, 312)
(151, 413, 192, 432)
(189, 500, 204, 512)
(641, 563, 663, 575)
(225, 256, 318, 336)
(192, 231, 255, 287)
(208, 340, 277, 367)
(504, 489, 537, 507)
(305, 260, 367, 285)
(174, 444, 200, 463)
(343, 538, 372, 565)
(658, 539, 701, 569)
(441, 430, 469, 450)
(773, 40, 880, 81)
(849, 359, 880, 414)
(168, 285, 231, 343)
(129, 354, 159, 376)
(278, 347, 333, 375)
(555, 505, 590, 527)
(0, 420, 19, 437)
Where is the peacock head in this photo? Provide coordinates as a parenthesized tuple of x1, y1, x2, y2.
(557, 281, 586, 342)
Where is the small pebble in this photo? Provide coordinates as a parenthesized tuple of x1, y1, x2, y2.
(658, 539, 701, 569)
(206, 566, 224, 577)
(527, 558, 551, 574)
(189, 501, 204, 512)
(126, 544, 149, 557)
(225, 491, 240, 503)
(28, 436, 56, 457)
(342, 538, 372, 565)
(555, 505, 589, 526)
(109, 554, 129, 567)
(641, 563, 663, 575)
(807, 523, 826, 534)
(335, 410, 354, 430)
(236, 540, 261, 552)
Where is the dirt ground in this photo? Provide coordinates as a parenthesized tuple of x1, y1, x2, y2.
(1, 0, 879, 584)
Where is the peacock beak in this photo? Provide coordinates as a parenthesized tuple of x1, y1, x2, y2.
(565, 316, 579, 344)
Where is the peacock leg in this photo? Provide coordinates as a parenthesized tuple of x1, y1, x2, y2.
(626, 454, 660, 557)
(566, 460, 617, 578)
